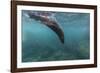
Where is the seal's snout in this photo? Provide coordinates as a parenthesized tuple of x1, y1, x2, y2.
(60, 34, 64, 43)
(58, 28, 64, 44)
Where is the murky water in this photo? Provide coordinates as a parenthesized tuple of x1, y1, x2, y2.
(22, 10, 90, 62)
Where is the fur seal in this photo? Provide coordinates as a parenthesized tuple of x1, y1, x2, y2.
(27, 12, 64, 43)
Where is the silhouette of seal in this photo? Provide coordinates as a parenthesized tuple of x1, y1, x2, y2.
(27, 12, 64, 43)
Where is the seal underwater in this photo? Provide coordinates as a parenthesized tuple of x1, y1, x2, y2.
(28, 12, 64, 43)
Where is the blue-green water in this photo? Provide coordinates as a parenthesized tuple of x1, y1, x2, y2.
(22, 10, 90, 62)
